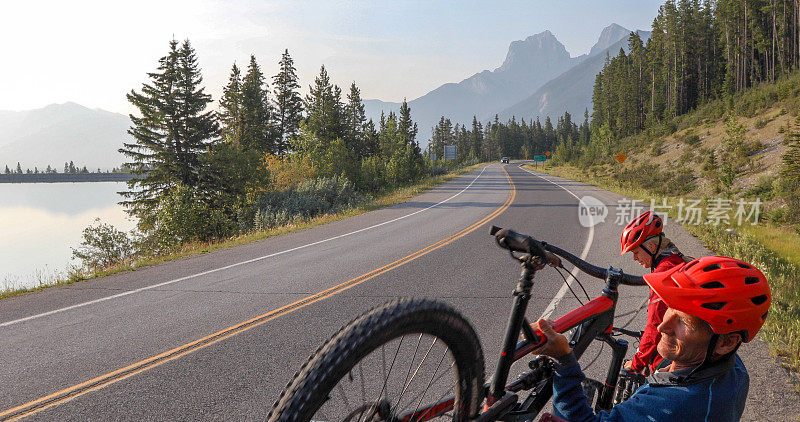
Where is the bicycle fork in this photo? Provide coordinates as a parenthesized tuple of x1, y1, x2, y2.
(487, 262, 537, 407)
(594, 333, 628, 412)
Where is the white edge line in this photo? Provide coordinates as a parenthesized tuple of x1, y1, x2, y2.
(1, 166, 493, 328)
(517, 164, 595, 320)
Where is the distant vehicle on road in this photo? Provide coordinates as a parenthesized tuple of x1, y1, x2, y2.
(501, 157, 509, 163)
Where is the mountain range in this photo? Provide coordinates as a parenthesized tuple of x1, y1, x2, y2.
(364, 23, 646, 138)
(0, 102, 130, 171)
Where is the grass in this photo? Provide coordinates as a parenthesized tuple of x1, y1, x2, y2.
(0, 163, 486, 301)
(532, 163, 800, 377)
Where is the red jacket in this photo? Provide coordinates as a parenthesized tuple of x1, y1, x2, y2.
(629, 254, 686, 374)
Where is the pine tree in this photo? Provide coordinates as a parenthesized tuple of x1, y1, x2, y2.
(397, 99, 418, 150)
(219, 63, 243, 145)
(781, 117, 800, 222)
(304, 65, 345, 144)
(119, 39, 218, 227)
(471, 116, 484, 159)
(16, 162, 22, 174)
(272, 49, 303, 155)
(241, 55, 274, 153)
(344, 82, 367, 158)
(3, 165, 9, 174)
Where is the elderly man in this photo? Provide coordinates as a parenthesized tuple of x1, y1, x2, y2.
(533, 256, 771, 422)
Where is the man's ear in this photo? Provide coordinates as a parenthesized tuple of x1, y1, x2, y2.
(714, 332, 742, 356)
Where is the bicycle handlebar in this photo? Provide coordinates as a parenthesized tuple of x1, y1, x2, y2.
(490, 226, 645, 286)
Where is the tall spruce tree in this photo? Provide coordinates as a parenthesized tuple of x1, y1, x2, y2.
(119, 39, 218, 226)
(397, 99, 419, 150)
(219, 63, 243, 145)
(272, 49, 304, 155)
(345, 82, 368, 158)
(241, 55, 274, 153)
(304, 65, 346, 145)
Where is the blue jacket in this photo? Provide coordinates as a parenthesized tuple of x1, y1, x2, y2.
(551, 352, 749, 421)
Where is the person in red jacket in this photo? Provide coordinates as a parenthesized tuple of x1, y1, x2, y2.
(619, 211, 689, 374)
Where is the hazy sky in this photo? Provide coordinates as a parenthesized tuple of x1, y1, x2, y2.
(1, 0, 664, 115)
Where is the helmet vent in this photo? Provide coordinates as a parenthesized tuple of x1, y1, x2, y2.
(750, 295, 768, 306)
(762, 311, 769, 320)
(632, 231, 642, 242)
(654, 220, 662, 228)
(702, 264, 721, 272)
(700, 281, 725, 289)
(701, 301, 727, 310)
(737, 263, 753, 269)
(744, 277, 760, 285)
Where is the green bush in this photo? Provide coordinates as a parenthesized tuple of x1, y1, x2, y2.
(650, 139, 664, 157)
(250, 175, 364, 230)
(682, 133, 701, 146)
(358, 156, 387, 192)
(142, 186, 237, 254)
(72, 219, 133, 271)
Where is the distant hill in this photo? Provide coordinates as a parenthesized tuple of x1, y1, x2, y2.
(0, 102, 131, 171)
(498, 30, 651, 123)
(364, 24, 633, 141)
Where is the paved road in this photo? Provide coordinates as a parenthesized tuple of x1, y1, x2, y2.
(0, 163, 795, 420)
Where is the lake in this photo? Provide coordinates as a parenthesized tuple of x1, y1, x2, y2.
(0, 182, 136, 291)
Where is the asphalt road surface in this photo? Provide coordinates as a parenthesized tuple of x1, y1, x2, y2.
(1, 163, 796, 421)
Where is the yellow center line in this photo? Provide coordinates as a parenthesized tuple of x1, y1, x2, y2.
(0, 166, 515, 421)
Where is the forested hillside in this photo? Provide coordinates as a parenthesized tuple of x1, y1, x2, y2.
(592, 0, 800, 138)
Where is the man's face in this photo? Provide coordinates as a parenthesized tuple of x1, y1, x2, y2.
(656, 308, 713, 366)
(632, 245, 652, 268)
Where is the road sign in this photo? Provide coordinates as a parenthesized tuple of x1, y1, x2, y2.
(533, 155, 547, 162)
(545, 151, 551, 157)
(430, 153, 437, 161)
(444, 145, 457, 160)
(615, 152, 627, 163)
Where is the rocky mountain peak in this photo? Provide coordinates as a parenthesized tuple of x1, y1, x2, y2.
(497, 30, 570, 74)
(589, 23, 631, 56)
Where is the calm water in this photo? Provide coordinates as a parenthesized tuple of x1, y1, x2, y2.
(0, 182, 136, 291)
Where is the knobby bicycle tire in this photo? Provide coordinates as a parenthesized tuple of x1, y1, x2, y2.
(268, 298, 485, 422)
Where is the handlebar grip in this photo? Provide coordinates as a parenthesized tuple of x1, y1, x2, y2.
(490, 226, 547, 259)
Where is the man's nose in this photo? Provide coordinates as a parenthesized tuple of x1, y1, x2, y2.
(657, 312, 675, 334)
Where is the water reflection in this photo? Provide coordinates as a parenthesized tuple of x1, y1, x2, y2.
(0, 182, 136, 291)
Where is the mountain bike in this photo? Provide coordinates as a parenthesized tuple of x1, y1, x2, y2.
(268, 226, 647, 421)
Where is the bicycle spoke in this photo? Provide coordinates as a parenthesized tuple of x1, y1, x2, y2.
(409, 347, 449, 419)
(373, 335, 406, 407)
(395, 361, 455, 416)
(395, 335, 436, 410)
(337, 382, 351, 410)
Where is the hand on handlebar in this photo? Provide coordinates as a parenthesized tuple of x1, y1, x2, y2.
(530, 319, 571, 358)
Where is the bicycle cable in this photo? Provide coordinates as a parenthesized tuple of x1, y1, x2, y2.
(554, 266, 591, 304)
(553, 267, 584, 305)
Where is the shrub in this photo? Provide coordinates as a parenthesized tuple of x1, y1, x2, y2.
(141, 186, 237, 254)
(682, 133, 701, 146)
(250, 176, 365, 231)
(72, 219, 133, 270)
(754, 117, 770, 129)
(650, 139, 664, 157)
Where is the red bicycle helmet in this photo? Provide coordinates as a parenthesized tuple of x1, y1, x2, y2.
(643, 256, 771, 342)
(620, 211, 663, 255)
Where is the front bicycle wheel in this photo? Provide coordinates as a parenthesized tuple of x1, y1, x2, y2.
(268, 298, 485, 422)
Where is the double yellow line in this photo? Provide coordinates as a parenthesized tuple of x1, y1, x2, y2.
(0, 166, 515, 421)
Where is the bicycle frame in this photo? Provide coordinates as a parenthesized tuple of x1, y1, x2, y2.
(398, 251, 632, 422)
